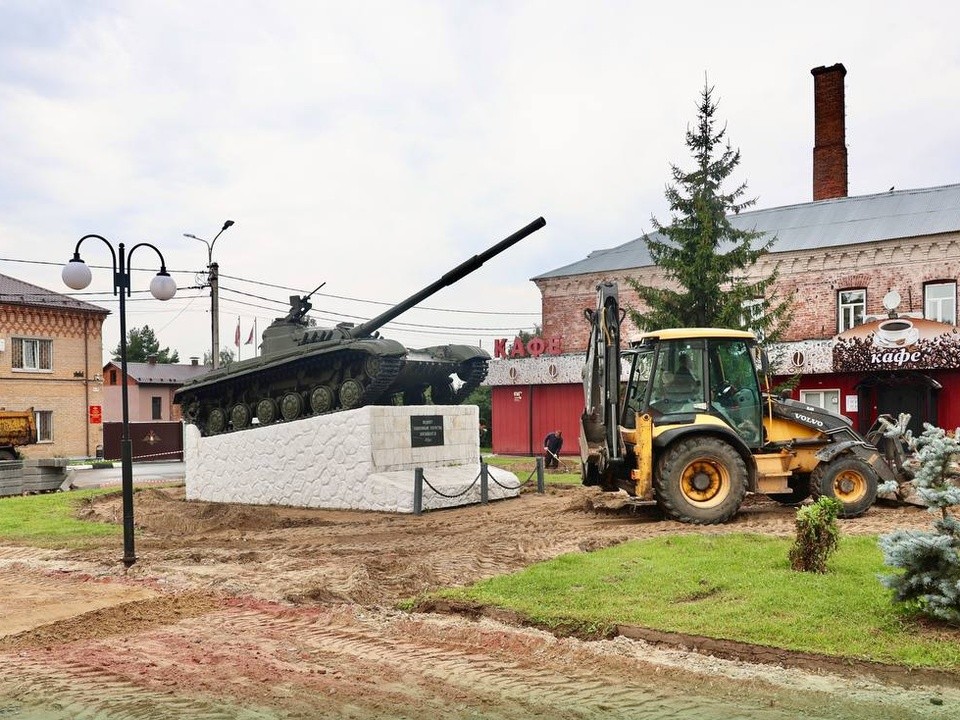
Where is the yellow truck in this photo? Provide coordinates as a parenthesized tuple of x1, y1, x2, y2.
(0, 409, 37, 460)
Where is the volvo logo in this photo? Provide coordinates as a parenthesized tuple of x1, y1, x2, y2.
(794, 413, 824, 427)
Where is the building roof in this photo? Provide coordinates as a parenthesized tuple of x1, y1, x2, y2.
(103, 360, 210, 386)
(533, 183, 960, 280)
(0, 272, 110, 314)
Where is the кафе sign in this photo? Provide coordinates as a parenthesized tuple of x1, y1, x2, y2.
(833, 316, 960, 371)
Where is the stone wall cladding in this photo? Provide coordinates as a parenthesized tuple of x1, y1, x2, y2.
(185, 405, 519, 513)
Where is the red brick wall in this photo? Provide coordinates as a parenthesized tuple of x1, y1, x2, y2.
(537, 232, 960, 347)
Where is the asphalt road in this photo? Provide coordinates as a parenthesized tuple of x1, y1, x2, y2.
(66, 461, 186, 489)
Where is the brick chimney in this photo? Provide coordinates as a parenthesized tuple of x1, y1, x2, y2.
(811, 63, 848, 201)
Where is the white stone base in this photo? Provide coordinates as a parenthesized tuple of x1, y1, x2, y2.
(184, 405, 519, 513)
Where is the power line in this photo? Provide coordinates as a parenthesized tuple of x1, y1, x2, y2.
(1, 256, 540, 316)
(217, 273, 540, 316)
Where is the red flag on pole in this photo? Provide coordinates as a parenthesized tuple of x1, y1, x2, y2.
(234, 317, 241, 347)
(245, 325, 255, 345)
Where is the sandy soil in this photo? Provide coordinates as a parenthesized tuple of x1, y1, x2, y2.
(1, 474, 959, 719)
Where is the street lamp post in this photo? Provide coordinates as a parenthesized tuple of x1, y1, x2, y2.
(62, 235, 177, 567)
(184, 220, 234, 369)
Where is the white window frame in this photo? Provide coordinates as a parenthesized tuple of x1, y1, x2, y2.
(740, 298, 764, 329)
(12, 337, 53, 372)
(838, 290, 865, 333)
(34, 410, 53, 443)
(800, 389, 841, 414)
(924, 281, 956, 325)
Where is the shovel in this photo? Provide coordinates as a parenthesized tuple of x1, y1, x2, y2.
(546, 448, 570, 471)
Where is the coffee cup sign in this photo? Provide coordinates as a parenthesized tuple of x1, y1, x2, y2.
(877, 318, 914, 345)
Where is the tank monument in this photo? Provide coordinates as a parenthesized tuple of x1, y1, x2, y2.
(176, 217, 546, 513)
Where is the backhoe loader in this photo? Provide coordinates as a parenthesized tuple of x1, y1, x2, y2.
(579, 282, 911, 524)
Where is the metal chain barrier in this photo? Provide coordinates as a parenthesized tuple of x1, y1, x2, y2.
(413, 458, 546, 515)
(99, 449, 185, 463)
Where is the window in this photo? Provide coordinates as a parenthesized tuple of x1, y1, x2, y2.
(925, 282, 956, 325)
(109, 369, 118, 385)
(12, 338, 52, 371)
(800, 389, 840, 413)
(740, 298, 765, 339)
(34, 410, 53, 442)
(838, 290, 865, 332)
(152, 396, 163, 420)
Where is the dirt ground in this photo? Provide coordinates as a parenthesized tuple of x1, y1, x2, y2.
(1, 473, 959, 719)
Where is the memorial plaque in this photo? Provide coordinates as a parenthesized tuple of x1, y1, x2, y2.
(410, 415, 444, 447)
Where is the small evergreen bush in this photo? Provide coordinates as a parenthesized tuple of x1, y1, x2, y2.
(789, 496, 843, 573)
(879, 424, 960, 625)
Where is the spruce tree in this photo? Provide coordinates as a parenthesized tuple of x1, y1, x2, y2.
(878, 424, 960, 625)
(627, 82, 791, 339)
(112, 325, 180, 363)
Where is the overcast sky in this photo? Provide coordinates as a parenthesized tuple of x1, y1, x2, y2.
(1, 1, 958, 365)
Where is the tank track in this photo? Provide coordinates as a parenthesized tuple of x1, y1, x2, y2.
(431, 357, 488, 404)
(359, 354, 405, 405)
(185, 350, 405, 436)
(453, 357, 489, 403)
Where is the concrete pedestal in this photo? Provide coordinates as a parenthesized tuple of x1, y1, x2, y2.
(184, 405, 519, 513)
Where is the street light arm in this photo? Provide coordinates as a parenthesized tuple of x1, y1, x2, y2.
(127, 242, 177, 301)
(208, 219, 234, 256)
(127, 241, 170, 272)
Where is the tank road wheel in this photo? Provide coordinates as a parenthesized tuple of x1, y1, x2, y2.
(363, 354, 382, 379)
(256, 398, 278, 425)
(339, 379, 364, 409)
(280, 392, 303, 421)
(655, 437, 748, 525)
(310, 385, 336, 414)
(811, 457, 878, 518)
(206, 407, 227, 435)
(230, 403, 252, 430)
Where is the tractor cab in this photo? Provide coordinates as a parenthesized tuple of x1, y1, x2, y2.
(623, 329, 764, 448)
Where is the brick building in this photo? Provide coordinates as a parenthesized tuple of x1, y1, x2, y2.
(0, 273, 109, 459)
(487, 63, 960, 455)
(101, 356, 209, 423)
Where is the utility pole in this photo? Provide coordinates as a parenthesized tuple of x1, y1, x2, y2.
(209, 260, 220, 369)
(184, 220, 234, 369)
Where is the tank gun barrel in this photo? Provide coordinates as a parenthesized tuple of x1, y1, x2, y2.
(348, 216, 546, 338)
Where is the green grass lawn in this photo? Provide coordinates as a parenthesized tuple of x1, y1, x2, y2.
(0, 488, 121, 547)
(432, 533, 960, 670)
(484, 454, 582, 486)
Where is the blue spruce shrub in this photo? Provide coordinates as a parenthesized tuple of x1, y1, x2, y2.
(878, 424, 960, 625)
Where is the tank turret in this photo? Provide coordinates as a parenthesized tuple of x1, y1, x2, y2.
(175, 217, 545, 435)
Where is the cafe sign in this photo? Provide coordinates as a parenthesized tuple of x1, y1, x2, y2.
(493, 336, 562, 359)
(833, 316, 960, 371)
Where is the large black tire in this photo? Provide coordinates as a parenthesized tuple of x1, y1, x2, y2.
(769, 474, 812, 506)
(655, 437, 748, 525)
(810, 456, 878, 518)
(0, 449, 16, 461)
